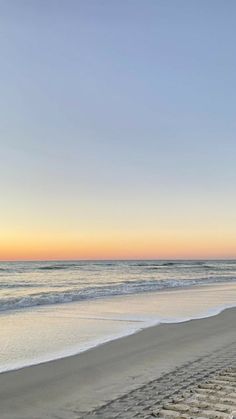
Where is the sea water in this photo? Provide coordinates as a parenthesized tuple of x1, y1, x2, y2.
(1, 260, 236, 372)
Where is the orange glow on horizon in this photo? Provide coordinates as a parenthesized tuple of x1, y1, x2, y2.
(1, 231, 236, 261)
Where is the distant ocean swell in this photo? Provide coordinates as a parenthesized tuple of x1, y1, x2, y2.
(0, 260, 225, 274)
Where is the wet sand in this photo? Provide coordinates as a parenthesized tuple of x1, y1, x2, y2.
(0, 307, 236, 419)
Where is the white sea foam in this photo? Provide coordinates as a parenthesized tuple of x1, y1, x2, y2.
(1, 282, 236, 373)
(0, 260, 236, 312)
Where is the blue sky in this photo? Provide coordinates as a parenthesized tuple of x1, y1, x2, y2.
(0, 1, 236, 259)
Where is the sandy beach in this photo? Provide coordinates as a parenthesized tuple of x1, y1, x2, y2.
(0, 307, 236, 419)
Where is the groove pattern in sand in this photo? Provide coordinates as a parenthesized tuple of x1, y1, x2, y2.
(80, 342, 236, 419)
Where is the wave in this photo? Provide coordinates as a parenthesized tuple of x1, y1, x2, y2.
(134, 261, 218, 269)
(37, 262, 117, 271)
(1, 275, 236, 313)
(0, 282, 41, 289)
(134, 262, 177, 268)
(0, 268, 13, 273)
(38, 264, 78, 271)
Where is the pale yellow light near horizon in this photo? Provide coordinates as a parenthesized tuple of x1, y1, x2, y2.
(1, 174, 236, 261)
(1, 226, 236, 261)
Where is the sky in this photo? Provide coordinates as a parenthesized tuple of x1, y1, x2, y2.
(0, 0, 236, 260)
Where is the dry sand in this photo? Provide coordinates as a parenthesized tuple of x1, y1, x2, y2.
(0, 307, 236, 419)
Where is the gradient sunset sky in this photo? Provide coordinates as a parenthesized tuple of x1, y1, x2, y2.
(1, 1, 236, 260)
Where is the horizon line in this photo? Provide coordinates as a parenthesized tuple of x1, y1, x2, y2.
(0, 257, 236, 263)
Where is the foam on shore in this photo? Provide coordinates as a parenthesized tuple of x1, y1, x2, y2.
(1, 282, 236, 373)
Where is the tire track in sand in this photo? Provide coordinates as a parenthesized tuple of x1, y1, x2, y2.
(81, 342, 236, 419)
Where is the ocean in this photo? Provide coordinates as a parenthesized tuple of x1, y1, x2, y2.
(1, 259, 236, 312)
(1, 260, 236, 372)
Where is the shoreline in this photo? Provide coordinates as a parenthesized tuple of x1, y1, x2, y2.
(1, 306, 236, 418)
(1, 282, 236, 374)
(1, 300, 236, 375)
